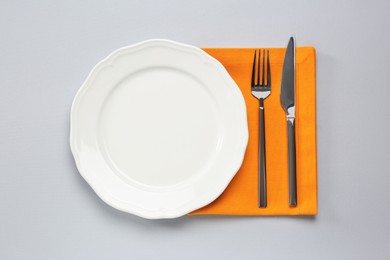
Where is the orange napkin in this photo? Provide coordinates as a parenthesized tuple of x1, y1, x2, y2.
(190, 47, 317, 215)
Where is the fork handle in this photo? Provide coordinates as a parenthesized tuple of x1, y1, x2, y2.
(287, 118, 297, 207)
(258, 99, 267, 208)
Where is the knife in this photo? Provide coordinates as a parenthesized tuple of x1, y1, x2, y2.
(280, 37, 297, 207)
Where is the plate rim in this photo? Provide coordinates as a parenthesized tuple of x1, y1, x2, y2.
(70, 39, 248, 219)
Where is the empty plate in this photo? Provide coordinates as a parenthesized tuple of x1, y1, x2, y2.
(70, 39, 248, 219)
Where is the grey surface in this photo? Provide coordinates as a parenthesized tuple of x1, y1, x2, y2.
(1, 0, 390, 259)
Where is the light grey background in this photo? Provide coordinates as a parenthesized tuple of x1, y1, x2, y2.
(1, 0, 390, 259)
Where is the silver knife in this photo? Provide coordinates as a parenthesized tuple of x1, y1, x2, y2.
(280, 37, 297, 207)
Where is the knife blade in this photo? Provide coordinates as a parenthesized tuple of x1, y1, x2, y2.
(280, 37, 297, 207)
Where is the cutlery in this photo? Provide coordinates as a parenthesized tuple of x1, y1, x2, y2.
(251, 49, 271, 208)
(280, 37, 297, 207)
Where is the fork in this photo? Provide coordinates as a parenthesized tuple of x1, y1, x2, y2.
(251, 49, 271, 208)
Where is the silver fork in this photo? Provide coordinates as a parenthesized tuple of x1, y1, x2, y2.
(251, 49, 271, 208)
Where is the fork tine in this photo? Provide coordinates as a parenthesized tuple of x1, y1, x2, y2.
(258, 50, 261, 85)
(267, 50, 271, 86)
(262, 50, 266, 86)
(251, 50, 257, 86)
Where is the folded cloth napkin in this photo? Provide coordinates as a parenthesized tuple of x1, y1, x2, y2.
(190, 47, 317, 215)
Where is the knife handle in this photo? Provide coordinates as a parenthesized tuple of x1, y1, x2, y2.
(287, 118, 297, 207)
(258, 100, 267, 208)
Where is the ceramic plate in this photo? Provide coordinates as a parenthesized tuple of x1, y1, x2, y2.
(70, 39, 248, 219)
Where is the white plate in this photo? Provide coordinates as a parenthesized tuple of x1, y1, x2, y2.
(70, 39, 248, 219)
